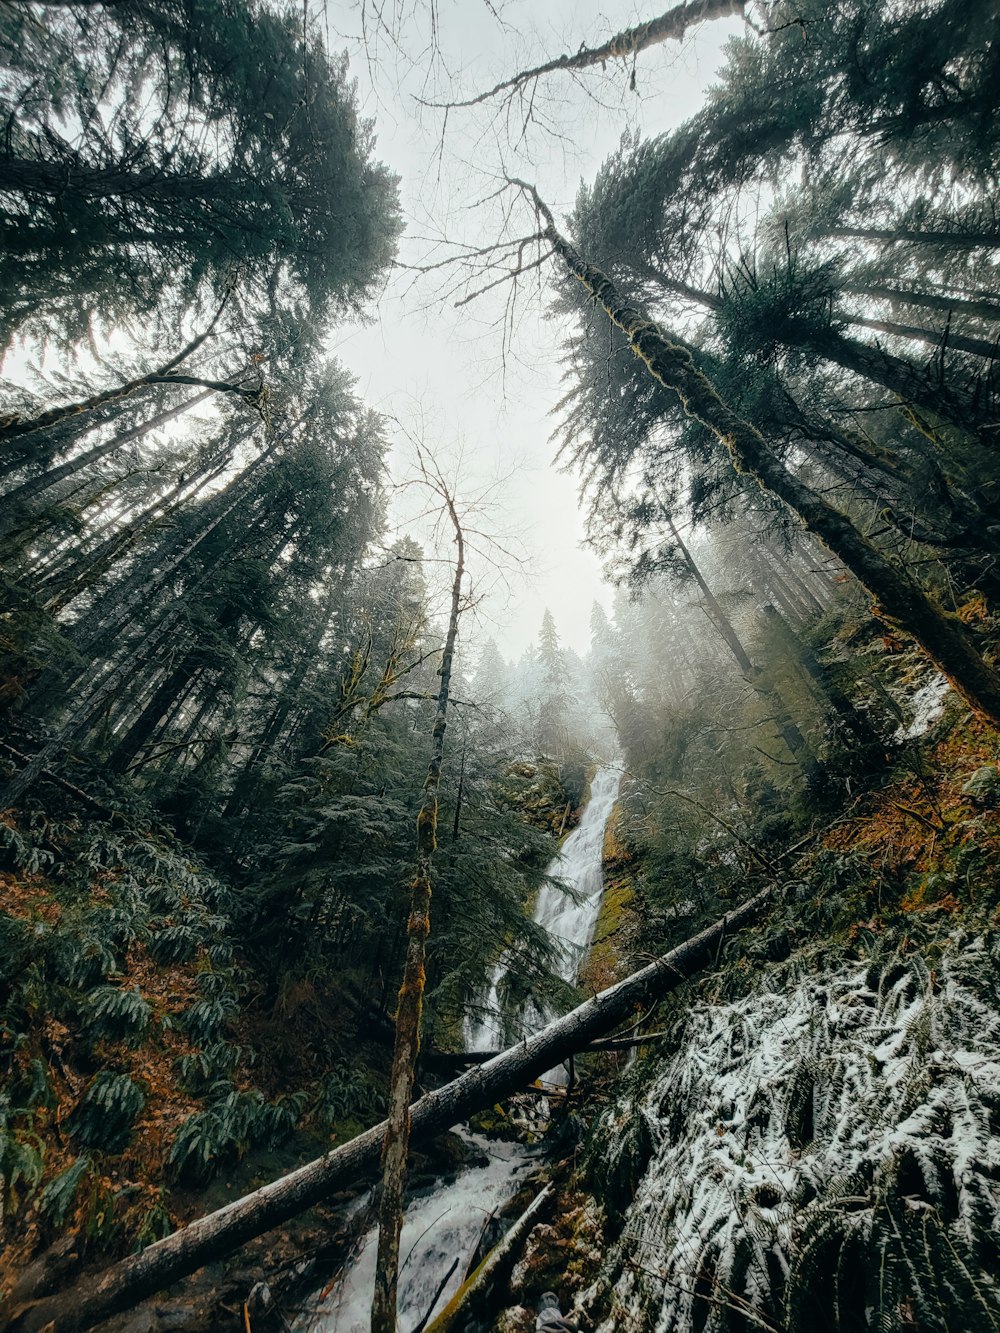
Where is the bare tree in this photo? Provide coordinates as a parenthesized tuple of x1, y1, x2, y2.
(418, 1, 746, 110)
(371, 450, 466, 1333)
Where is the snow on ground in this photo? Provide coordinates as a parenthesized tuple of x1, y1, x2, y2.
(589, 940, 1000, 1332)
(895, 673, 952, 741)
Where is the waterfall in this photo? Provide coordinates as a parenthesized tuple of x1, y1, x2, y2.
(467, 764, 622, 1056)
(298, 764, 621, 1332)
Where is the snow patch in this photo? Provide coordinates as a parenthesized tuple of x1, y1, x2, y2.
(895, 673, 951, 740)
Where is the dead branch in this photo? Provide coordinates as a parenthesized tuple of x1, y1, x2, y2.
(418, 0, 746, 109)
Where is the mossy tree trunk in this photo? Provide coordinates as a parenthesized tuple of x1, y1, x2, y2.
(370, 485, 466, 1333)
(519, 183, 1000, 731)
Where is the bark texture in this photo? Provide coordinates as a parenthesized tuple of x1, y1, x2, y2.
(370, 492, 465, 1333)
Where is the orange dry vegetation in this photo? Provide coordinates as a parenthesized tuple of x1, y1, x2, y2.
(0, 859, 225, 1264)
(822, 717, 1000, 911)
(0, 869, 62, 923)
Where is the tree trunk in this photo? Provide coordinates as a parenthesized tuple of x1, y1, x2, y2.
(0, 391, 163, 483)
(0, 392, 212, 537)
(802, 323, 997, 438)
(666, 518, 817, 776)
(667, 518, 755, 675)
(842, 281, 1000, 326)
(451, 732, 468, 842)
(427, 0, 745, 107)
(826, 224, 1000, 249)
(0, 301, 252, 445)
(106, 656, 202, 774)
(521, 184, 1000, 729)
(751, 551, 813, 620)
(849, 313, 1000, 362)
(2, 886, 771, 1333)
(371, 490, 465, 1333)
(0, 459, 268, 810)
(40, 437, 238, 613)
(73, 437, 278, 663)
(424, 1184, 555, 1332)
(221, 591, 336, 826)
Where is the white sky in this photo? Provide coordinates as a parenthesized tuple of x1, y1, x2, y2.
(324, 1, 743, 659)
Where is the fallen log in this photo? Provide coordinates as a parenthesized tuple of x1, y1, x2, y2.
(428, 1029, 673, 1065)
(423, 1182, 555, 1333)
(3, 886, 771, 1333)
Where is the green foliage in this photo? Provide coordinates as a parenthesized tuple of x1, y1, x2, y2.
(175, 1040, 245, 1086)
(38, 1155, 92, 1227)
(314, 1065, 386, 1129)
(0, 0, 401, 349)
(181, 995, 237, 1045)
(134, 1191, 174, 1247)
(0, 1095, 45, 1217)
(169, 1084, 309, 1181)
(86, 987, 153, 1043)
(70, 1073, 146, 1153)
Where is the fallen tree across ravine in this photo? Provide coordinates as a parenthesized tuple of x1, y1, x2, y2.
(2, 885, 772, 1333)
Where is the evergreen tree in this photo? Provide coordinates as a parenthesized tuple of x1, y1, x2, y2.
(0, 0, 401, 350)
(536, 609, 571, 759)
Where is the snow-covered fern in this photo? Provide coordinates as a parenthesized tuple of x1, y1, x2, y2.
(589, 936, 1000, 1332)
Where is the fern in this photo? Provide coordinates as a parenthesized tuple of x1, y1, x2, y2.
(134, 1191, 173, 1246)
(315, 1065, 386, 1127)
(0, 1098, 45, 1218)
(169, 1084, 307, 1180)
(175, 1040, 243, 1085)
(38, 1155, 92, 1227)
(148, 922, 198, 964)
(70, 1073, 145, 1152)
(181, 995, 236, 1044)
(590, 941, 1000, 1333)
(86, 986, 153, 1042)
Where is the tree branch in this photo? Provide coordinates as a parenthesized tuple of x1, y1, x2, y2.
(418, 0, 746, 109)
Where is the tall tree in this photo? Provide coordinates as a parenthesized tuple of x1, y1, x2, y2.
(371, 470, 466, 1333)
(536, 609, 571, 759)
(0, 0, 401, 349)
(518, 182, 1000, 729)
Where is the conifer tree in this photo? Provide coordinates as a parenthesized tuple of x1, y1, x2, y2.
(0, 0, 401, 349)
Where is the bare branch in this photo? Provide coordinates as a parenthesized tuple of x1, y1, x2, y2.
(417, 0, 746, 109)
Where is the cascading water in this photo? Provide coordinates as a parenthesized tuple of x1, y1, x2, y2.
(298, 765, 621, 1333)
(466, 765, 622, 1059)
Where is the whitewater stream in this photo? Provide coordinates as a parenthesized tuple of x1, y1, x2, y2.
(297, 765, 621, 1332)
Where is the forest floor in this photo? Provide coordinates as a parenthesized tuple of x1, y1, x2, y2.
(4, 646, 1000, 1330)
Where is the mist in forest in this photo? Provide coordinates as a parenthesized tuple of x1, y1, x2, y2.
(2, 3, 1000, 1332)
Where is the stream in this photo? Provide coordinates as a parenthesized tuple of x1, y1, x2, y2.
(297, 765, 621, 1332)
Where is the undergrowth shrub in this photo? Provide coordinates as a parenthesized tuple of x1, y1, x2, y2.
(70, 1072, 146, 1152)
(38, 1155, 92, 1227)
(86, 986, 153, 1043)
(169, 1084, 309, 1181)
(314, 1064, 386, 1129)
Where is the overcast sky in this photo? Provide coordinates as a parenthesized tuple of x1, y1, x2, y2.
(324, 1, 743, 660)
